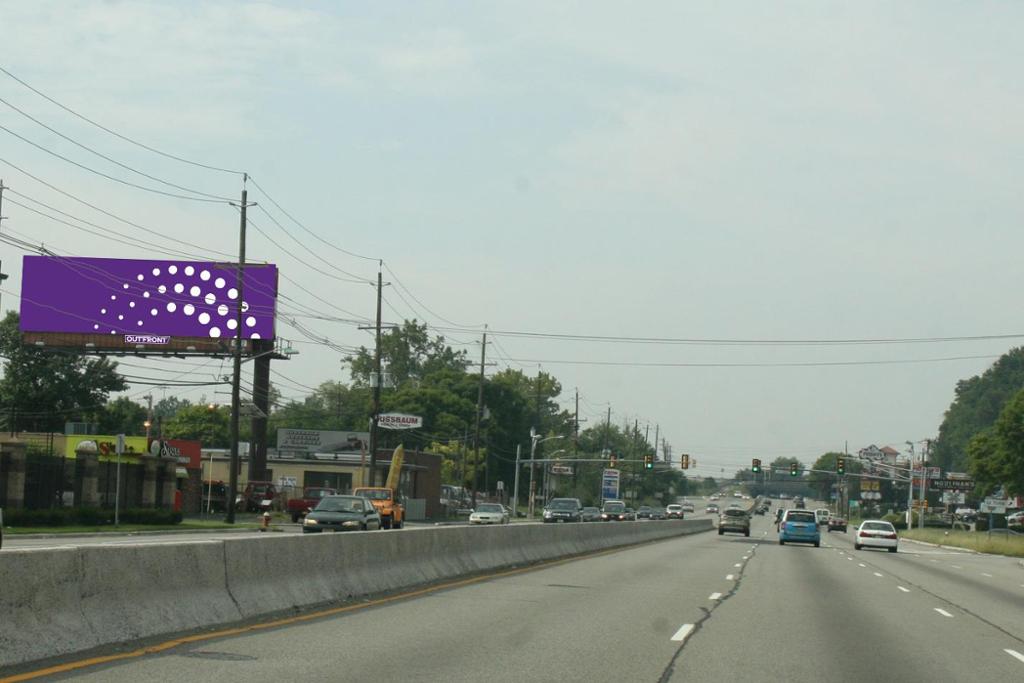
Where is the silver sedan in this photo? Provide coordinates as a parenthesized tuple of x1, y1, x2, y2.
(469, 503, 510, 524)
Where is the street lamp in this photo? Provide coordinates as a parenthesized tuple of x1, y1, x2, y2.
(543, 449, 568, 501)
(518, 432, 565, 518)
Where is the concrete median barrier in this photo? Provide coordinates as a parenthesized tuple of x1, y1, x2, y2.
(0, 518, 711, 670)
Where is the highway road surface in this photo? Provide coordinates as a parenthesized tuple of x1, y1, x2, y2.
(4, 507, 1023, 681)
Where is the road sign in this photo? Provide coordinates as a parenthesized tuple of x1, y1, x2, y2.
(931, 478, 976, 491)
(550, 465, 573, 475)
(980, 497, 1008, 514)
(601, 469, 620, 500)
(941, 491, 966, 505)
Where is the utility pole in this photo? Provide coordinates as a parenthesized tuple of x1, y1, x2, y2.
(653, 424, 659, 460)
(143, 394, 154, 439)
(573, 389, 580, 496)
(602, 405, 611, 453)
(227, 177, 251, 525)
(368, 264, 384, 487)
(471, 326, 487, 504)
(0, 180, 8, 314)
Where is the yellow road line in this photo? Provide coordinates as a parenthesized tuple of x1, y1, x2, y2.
(1, 541, 646, 682)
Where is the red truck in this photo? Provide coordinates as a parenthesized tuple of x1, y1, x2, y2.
(287, 487, 339, 523)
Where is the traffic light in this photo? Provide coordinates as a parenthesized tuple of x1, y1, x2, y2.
(751, 458, 762, 474)
(836, 457, 845, 475)
(681, 454, 690, 469)
(644, 454, 653, 470)
(790, 462, 799, 477)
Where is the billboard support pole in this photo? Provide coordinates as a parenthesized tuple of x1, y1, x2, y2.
(227, 180, 249, 524)
(368, 265, 383, 488)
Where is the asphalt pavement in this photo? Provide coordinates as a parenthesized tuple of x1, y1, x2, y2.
(8, 503, 1024, 681)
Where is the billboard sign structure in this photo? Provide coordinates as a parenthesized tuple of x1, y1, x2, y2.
(277, 429, 369, 454)
(20, 256, 277, 346)
(378, 413, 423, 430)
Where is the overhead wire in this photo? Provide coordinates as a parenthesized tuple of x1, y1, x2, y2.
(0, 65, 245, 175)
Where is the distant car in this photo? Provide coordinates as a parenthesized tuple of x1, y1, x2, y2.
(794, 497, 806, 509)
(854, 520, 898, 552)
(623, 507, 637, 521)
(581, 506, 601, 522)
(1007, 511, 1024, 529)
(827, 516, 847, 533)
(815, 509, 831, 526)
(705, 503, 720, 514)
(778, 509, 820, 547)
(470, 503, 510, 525)
(681, 501, 695, 513)
(601, 500, 628, 521)
(650, 507, 667, 520)
(709, 494, 720, 501)
(302, 495, 381, 533)
(666, 504, 685, 519)
(543, 497, 582, 523)
(719, 508, 751, 537)
(636, 505, 654, 519)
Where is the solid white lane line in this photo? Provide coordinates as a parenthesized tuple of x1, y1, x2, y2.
(898, 586, 911, 593)
(1005, 649, 1024, 664)
(671, 624, 695, 642)
(935, 608, 954, 618)
(709, 593, 723, 600)
(873, 572, 883, 577)
(726, 574, 735, 580)
(981, 573, 993, 577)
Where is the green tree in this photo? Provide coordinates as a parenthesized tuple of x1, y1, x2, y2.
(346, 320, 469, 388)
(967, 388, 1024, 497)
(96, 396, 148, 436)
(153, 396, 192, 421)
(934, 347, 1024, 472)
(0, 312, 127, 432)
(163, 404, 230, 447)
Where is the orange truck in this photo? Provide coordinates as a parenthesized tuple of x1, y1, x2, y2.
(353, 444, 406, 529)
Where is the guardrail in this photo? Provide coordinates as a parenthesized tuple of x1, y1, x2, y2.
(0, 518, 712, 669)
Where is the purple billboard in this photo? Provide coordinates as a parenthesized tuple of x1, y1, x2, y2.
(20, 256, 277, 340)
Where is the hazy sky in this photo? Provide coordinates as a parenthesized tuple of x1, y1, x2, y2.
(2, 1, 1022, 477)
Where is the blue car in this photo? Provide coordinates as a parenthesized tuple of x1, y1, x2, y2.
(778, 509, 820, 547)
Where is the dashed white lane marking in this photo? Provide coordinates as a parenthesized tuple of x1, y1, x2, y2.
(931, 559, 938, 563)
(873, 572, 883, 577)
(981, 573, 993, 578)
(671, 624, 696, 642)
(734, 563, 742, 568)
(1005, 649, 1024, 664)
(898, 586, 911, 593)
(709, 592, 723, 600)
(858, 563, 866, 567)
(726, 574, 735, 580)
(951, 565, 963, 569)
(934, 608, 954, 618)
(847, 557, 853, 561)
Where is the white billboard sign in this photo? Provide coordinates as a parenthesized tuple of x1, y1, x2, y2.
(277, 429, 368, 453)
(378, 413, 423, 430)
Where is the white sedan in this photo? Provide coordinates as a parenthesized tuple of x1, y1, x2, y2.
(469, 503, 509, 525)
(854, 520, 899, 552)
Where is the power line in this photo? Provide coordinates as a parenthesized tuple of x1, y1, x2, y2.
(0, 95, 235, 201)
(0, 66, 245, 176)
(0, 123, 230, 204)
(502, 354, 1002, 368)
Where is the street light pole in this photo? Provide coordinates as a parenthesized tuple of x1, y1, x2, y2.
(512, 443, 521, 518)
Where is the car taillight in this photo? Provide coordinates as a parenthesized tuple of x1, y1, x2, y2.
(883, 533, 897, 540)
(859, 531, 868, 536)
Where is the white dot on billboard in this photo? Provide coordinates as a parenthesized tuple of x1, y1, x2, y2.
(251, 333, 261, 339)
(123, 283, 129, 289)
(158, 285, 167, 294)
(166, 303, 177, 313)
(93, 324, 99, 330)
(217, 304, 228, 316)
(227, 319, 237, 330)
(215, 277, 225, 288)
(129, 301, 136, 308)
(246, 316, 256, 327)
(199, 312, 211, 324)
(137, 321, 143, 326)
(168, 265, 178, 274)
(101, 308, 107, 314)
(143, 292, 150, 298)
(174, 283, 184, 294)
(150, 308, 158, 316)
(227, 288, 238, 300)
(110, 295, 116, 300)
(209, 327, 221, 338)
(118, 315, 124, 321)
(152, 268, 160, 276)
(200, 270, 211, 281)
(204, 293, 216, 305)
(111, 330, 116, 334)
(137, 274, 144, 281)
(241, 301, 250, 313)
(190, 286, 201, 297)
(185, 266, 195, 276)
(184, 304, 195, 316)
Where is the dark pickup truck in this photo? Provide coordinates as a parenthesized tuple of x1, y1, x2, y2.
(287, 487, 339, 522)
